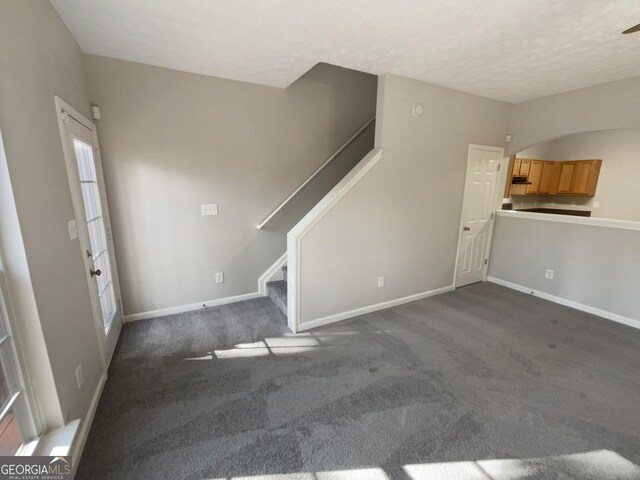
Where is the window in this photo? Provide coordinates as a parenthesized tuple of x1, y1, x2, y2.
(0, 275, 37, 454)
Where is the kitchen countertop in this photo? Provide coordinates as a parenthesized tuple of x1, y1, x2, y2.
(511, 208, 591, 217)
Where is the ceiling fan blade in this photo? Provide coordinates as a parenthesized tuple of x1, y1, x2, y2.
(622, 23, 640, 34)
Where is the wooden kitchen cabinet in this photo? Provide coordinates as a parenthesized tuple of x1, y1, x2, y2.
(571, 160, 601, 195)
(512, 158, 521, 176)
(508, 158, 601, 197)
(525, 161, 544, 194)
(557, 162, 576, 193)
(538, 161, 556, 194)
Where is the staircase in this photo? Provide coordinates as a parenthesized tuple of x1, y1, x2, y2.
(257, 117, 376, 332)
(266, 265, 287, 317)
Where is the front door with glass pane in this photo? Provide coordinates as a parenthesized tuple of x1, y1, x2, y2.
(56, 98, 122, 366)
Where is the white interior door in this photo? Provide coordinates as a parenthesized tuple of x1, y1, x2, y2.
(55, 97, 123, 366)
(455, 145, 505, 288)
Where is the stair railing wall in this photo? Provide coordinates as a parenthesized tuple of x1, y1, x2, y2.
(256, 116, 376, 230)
(286, 148, 383, 333)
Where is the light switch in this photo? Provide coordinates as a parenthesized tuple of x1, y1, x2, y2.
(201, 204, 218, 216)
(67, 219, 78, 240)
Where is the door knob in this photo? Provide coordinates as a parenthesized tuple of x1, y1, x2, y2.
(463, 226, 471, 231)
(90, 269, 102, 277)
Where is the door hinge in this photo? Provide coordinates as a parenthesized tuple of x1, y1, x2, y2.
(497, 163, 501, 172)
(117, 299, 122, 312)
(491, 213, 495, 220)
(484, 258, 488, 265)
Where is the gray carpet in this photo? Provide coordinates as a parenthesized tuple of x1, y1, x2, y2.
(76, 283, 640, 480)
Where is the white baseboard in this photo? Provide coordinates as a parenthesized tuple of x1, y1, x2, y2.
(71, 371, 106, 474)
(258, 252, 287, 296)
(297, 285, 454, 332)
(124, 291, 262, 323)
(487, 276, 640, 331)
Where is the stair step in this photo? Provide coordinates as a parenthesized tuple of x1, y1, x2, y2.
(266, 280, 287, 317)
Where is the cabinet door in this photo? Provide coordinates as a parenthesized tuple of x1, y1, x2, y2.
(548, 162, 563, 194)
(538, 161, 555, 194)
(526, 161, 544, 194)
(571, 161, 593, 194)
(513, 158, 521, 176)
(557, 162, 575, 193)
(519, 159, 531, 177)
(585, 160, 602, 196)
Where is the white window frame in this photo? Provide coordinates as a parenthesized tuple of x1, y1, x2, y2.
(0, 267, 39, 454)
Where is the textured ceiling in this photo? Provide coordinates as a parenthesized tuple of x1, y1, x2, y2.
(51, 0, 640, 103)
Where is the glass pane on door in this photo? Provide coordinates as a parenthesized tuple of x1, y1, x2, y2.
(73, 139, 117, 331)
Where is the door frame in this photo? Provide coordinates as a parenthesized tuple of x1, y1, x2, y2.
(54, 96, 123, 368)
(452, 144, 507, 288)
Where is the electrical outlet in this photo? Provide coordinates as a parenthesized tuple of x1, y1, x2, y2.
(215, 272, 224, 284)
(201, 204, 218, 216)
(75, 364, 84, 389)
(545, 269, 554, 280)
(377, 276, 385, 288)
(593, 201, 600, 208)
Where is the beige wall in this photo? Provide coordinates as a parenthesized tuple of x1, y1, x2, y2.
(489, 215, 640, 323)
(83, 56, 377, 316)
(296, 74, 510, 324)
(515, 144, 550, 160)
(0, 0, 104, 427)
(0, 130, 62, 432)
(512, 130, 640, 221)
(507, 76, 640, 155)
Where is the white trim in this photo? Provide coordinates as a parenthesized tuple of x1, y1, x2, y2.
(33, 419, 80, 457)
(258, 252, 287, 296)
(16, 438, 39, 456)
(487, 277, 640, 331)
(287, 148, 383, 332)
(124, 291, 263, 323)
(0, 271, 40, 438)
(297, 285, 454, 332)
(256, 117, 375, 229)
(495, 210, 640, 232)
(70, 371, 106, 475)
(286, 245, 298, 334)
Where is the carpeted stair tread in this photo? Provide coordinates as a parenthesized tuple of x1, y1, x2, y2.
(266, 280, 287, 317)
